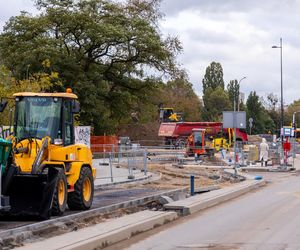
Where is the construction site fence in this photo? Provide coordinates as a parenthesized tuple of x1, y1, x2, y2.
(91, 140, 300, 180)
(93, 144, 188, 181)
(96, 148, 149, 183)
(130, 139, 165, 146)
(233, 139, 300, 167)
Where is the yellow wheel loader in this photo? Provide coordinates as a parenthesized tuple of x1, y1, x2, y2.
(158, 107, 183, 123)
(0, 91, 96, 219)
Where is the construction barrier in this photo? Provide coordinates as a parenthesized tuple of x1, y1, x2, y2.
(91, 136, 118, 153)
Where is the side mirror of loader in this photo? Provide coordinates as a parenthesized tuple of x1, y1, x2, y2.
(0, 100, 8, 112)
(72, 100, 80, 113)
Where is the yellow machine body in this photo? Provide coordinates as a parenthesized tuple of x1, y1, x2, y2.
(14, 138, 96, 188)
(1, 91, 96, 218)
(159, 107, 182, 123)
(212, 128, 233, 151)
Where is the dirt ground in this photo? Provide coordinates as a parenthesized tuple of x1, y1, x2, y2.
(133, 160, 241, 190)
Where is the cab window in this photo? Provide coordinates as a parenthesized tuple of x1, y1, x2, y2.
(63, 100, 74, 145)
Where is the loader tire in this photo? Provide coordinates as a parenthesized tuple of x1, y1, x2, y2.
(51, 169, 68, 216)
(67, 167, 94, 210)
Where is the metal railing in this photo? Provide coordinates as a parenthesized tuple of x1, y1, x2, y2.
(91, 139, 300, 183)
(93, 145, 149, 183)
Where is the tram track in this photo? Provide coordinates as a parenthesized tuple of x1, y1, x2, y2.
(0, 187, 188, 249)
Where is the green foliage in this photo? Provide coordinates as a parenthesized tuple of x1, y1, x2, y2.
(125, 76, 202, 124)
(246, 91, 263, 134)
(0, 64, 61, 125)
(202, 86, 231, 121)
(0, 0, 182, 134)
(201, 62, 229, 121)
(264, 93, 280, 132)
(202, 62, 224, 94)
(246, 91, 275, 134)
(285, 99, 300, 128)
(160, 76, 202, 121)
(227, 79, 239, 109)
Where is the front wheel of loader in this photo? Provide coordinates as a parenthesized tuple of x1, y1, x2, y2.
(51, 169, 68, 216)
(67, 167, 94, 210)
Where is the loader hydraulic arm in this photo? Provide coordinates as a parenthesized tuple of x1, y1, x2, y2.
(32, 137, 49, 174)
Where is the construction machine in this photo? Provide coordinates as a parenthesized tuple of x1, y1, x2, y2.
(0, 91, 96, 219)
(212, 128, 233, 151)
(158, 122, 247, 147)
(186, 128, 214, 157)
(159, 107, 182, 123)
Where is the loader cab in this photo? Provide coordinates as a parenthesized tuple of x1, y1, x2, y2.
(13, 93, 79, 146)
(192, 128, 205, 149)
(159, 108, 182, 123)
(186, 128, 206, 156)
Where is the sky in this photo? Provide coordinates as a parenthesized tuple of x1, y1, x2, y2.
(0, 0, 299, 105)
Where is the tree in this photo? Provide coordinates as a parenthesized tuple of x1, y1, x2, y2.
(202, 86, 231, 121)
(160, 76, 202, 121)
(201, 62, 229, 121)
(285, 99, 300, 128)
(227, 79, 239, 109)
(264, 93, 280, 132)
(246, 91, 275, 134)
(0, 63, 61, 126)
(266, 93, 279, 110)
(246, 91, 263, 134)
(0, 0, 182, 134)
(202, 62, 224, 95)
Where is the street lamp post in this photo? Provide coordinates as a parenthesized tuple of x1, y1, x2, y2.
(233, 76, 246, 175)
(292, 111, 299, 167)
(238, 76, 246, 112)
(272, 38, 283, 131)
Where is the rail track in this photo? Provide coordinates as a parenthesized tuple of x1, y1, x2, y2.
(0, 187, 167, 231)
(0, 186, 189, 249)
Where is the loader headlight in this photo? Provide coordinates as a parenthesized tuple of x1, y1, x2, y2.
(54, 138, 63, 145)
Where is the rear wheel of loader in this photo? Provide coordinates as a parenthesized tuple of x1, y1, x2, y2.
(67, 167, 94, 210)
(51, 169, 68, 216)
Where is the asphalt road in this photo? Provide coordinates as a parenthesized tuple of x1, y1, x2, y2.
(112, 171, 300, 250)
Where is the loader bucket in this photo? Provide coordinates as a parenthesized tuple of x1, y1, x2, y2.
(4, 167, 59, 219)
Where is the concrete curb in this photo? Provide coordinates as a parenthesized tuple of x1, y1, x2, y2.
(240, 166, 271, 172)
(16, 211, 178, 250)
(164, 180, 266, 216)
(0, 187, 187, 241)
(240, 166, 295, 173)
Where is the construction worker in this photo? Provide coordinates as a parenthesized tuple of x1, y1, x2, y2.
(259, 138, 269, 166)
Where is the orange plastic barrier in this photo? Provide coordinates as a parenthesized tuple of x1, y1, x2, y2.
(90, 136, 118, 153)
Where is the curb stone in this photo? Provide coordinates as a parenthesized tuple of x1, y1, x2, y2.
(164, 180, 266, 216)
(16, 211, 178, 250)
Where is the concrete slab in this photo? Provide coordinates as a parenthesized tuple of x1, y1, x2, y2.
(240, 166, 271, 172)
(164, 180, 265, 216)
(16, 210, 178, 250)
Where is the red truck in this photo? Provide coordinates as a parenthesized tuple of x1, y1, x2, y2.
(158, 122, 248, 147)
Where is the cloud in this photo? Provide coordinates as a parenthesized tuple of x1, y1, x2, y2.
(0, 0, 38, 31)
(0, 0, 300, 104)
(160, 0, 300, 104)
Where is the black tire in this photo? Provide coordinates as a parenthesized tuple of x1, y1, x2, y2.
(51, 169, 68, 216)
(67, 167, 94, 210)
